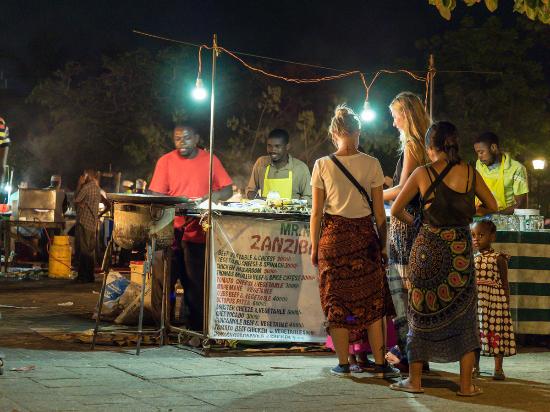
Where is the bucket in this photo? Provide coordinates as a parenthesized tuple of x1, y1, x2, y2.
(112, 203, 175, 250)
(129, 261, 145, 284)
(48, 236, 72, 278)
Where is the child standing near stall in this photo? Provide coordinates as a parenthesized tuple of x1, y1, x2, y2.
(471, 220, 517, 380)
(325, 317, 397, 372)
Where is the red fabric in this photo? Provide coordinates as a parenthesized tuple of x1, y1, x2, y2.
(149, 149, 232, 242)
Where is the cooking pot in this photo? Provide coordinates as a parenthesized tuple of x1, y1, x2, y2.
(113, 203, 175, 250)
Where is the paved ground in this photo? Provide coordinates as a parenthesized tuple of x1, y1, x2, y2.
(1, 279, 550, 411)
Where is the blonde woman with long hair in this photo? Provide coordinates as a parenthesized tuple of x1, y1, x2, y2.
(383, 92, 431, 371)
(310, 105, 398, 378)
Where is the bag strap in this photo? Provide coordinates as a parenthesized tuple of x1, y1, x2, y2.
(329, 154, 374, 211)
(421, 161, 455, 206)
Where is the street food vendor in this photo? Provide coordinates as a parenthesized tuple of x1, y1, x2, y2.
(474, 132, 529, 214)
(74, 169, 102, 283)
(246, 129, 312, 204)
(149, 124, 233, 332)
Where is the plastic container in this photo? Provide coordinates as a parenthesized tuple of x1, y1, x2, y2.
(129, 261, 145, 284)
(48, 236, 72, 278)
(514, 209, 540, 216)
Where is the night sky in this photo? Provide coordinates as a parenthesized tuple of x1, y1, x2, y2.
(2, 0, 511, 92)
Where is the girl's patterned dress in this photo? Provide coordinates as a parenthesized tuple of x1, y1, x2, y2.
(474, 249, 516, 357)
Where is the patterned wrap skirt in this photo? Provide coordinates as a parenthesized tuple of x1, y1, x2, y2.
(389, 205, 420, 267)
(407, 224, 480, 363)
(387, 205, 420, 349)
(318, 214, 394, 336)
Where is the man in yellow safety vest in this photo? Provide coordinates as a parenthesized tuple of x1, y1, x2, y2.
(246, 129, 311, 204)
(474, 132, 529, 214)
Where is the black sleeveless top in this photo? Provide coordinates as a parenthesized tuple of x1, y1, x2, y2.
(393, 152, 420, 209)
(422, 164, 476, 227)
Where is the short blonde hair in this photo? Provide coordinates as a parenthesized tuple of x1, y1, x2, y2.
(390, 92, 431, 166)
(329, 104, 361, 137)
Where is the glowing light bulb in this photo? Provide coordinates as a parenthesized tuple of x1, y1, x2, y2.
(361, 101, 376, 123)
(532, 159, 546, 170)
(192, 78, 207, 101)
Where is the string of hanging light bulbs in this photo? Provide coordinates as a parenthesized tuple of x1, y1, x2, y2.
(132, 29, 429, 123)
(190, 43, 428, 123)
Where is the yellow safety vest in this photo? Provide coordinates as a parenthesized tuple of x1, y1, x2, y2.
(479, 155, 508, 210)
(262, 165, 293, 199)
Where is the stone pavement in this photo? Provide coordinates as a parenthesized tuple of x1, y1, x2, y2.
(1, 346, 550, 411)
(1, 279, 550, 411)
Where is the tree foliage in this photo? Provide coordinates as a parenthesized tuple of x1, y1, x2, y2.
(428, 0, 550, 25)
(26, 48, 196, 186)
(24, 15, 548, 194)
(418, 16, 550, 160)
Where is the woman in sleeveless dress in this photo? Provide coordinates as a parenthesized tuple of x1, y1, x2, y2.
(383, 92, 431, 367)
(389, 121, 497, 396)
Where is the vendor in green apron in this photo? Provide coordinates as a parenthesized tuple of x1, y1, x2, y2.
(246, 128, 312, 204)
(474, 132, 529, 214)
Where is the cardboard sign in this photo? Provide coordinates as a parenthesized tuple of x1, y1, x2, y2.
(208, 215, 326, 342)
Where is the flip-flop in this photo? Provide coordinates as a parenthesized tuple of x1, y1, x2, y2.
(389, 380, 424, 394)
(457, 385, 483, 397)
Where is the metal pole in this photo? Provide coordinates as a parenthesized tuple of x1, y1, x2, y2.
(428, 54, 435, 119)
(91, 237, 114, 350)
(136, 236, 155, 356)
(204, 34, 218, 337)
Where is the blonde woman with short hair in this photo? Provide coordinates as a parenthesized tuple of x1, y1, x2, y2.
(310, 105, 399, 378)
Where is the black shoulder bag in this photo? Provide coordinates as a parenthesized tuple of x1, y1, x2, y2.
(328, 154, 382, 247)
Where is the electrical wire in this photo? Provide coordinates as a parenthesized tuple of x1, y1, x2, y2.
(135, 29, 376, 74)
(134, 29, 426, 101)
(134, 29, 503, 108)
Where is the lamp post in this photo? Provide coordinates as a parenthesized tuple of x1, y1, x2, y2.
(532, 159, 546, 210)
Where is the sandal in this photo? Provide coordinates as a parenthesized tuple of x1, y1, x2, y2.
(493, 370, 505, 381)
(389, 380, 424, 394)
(457, 385, 483, 397)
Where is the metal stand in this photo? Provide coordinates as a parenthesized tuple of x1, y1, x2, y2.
(91, 235, 168, 355)
(165, 209, 210, 354)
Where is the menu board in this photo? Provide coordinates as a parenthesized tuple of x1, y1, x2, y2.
(208, 215, 326, 342)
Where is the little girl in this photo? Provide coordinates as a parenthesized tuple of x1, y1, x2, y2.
(325, 334, 374, 372)
(325, 316, 398, 372)
(471, 220, 517, 380)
